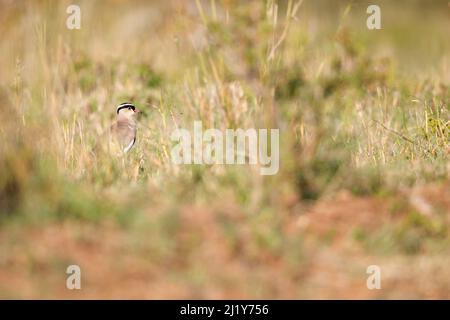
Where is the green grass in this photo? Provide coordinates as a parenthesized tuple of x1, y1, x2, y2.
(0, 0, 449, 298)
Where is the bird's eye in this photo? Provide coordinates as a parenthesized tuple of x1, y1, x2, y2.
(128, 107, 132, 110)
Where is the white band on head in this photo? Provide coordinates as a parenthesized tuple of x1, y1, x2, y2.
(118, 103, 134, 107)
(117, 103, 135, 113)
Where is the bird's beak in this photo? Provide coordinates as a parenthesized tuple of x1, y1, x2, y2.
(134, 108, 140, 113)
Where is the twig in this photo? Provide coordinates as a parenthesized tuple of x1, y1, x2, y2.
(371, 118, 431, 154)
(371, 118, 415, 145)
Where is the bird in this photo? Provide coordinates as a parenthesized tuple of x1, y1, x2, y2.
(105, 102, 140, 154)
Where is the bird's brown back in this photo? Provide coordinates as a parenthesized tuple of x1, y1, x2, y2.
(111, 118, 137, 148)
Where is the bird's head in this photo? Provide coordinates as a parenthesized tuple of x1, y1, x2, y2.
(116, 102, 139, 120)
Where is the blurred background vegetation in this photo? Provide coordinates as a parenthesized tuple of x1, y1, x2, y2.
(0, 0, 449, 298)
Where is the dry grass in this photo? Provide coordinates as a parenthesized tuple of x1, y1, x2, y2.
(0, 0, 449, 298)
